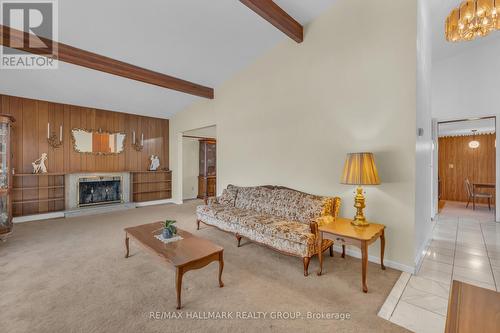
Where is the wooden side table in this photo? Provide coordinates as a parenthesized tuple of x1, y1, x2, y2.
(317, 217, 386, 293)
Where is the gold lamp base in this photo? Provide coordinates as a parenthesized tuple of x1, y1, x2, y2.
(352, 186, 369, 227)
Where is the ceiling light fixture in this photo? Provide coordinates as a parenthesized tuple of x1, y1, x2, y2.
(446, 0, 500, 42)
(469, 129, 480, 149)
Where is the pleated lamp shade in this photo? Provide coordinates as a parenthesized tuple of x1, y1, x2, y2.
(341, 153, 380, 185)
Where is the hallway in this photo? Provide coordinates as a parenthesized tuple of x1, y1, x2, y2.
(379, 201, 500, 333)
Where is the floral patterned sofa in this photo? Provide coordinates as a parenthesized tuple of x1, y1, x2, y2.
(196, 185, 341, 276)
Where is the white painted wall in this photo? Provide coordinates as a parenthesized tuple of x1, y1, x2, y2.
(182, 138, 199, 200)
(415, 0, 435, 268)
(170, 0, 418, 270)
(432, 33, 500, 221)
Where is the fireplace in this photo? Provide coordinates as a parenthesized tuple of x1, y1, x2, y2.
(78, 176, 122, 207)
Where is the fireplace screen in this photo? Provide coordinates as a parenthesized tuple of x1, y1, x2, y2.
(78, 176, 122, 207)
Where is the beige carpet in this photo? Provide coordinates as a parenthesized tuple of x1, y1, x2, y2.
(0, 200, 408, 333)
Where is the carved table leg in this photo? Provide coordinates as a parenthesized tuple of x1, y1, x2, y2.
(329, 245, 334, 257)
(236, 234, 242, 247)
(317, 231, 323, 276)
(125, 233, 129, 258)
(196, 219, 200, 230)
(341, 244, 346, 258)
(218, 251, 224, 288)
(380, 229, 386, 270)
(176, 267, 184, 310)
(361, 241, 368, 293)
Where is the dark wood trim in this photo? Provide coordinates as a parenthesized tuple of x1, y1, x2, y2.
(182, 135, 216, 141)
(0, 25, 214, 99)
(239, 0, 303, 43)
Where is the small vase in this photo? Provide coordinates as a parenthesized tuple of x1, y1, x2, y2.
(162, 228, 173, 239)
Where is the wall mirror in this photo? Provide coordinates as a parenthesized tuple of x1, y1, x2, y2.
(71, 129, 126, 155)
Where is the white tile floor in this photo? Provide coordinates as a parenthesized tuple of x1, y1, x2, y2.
(379, 201, 499, 333)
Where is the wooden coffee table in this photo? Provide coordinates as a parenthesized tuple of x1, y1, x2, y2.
(124, 222, 224, 309)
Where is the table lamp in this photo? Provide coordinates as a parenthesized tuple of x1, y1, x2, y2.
(340, 152, 380, 227)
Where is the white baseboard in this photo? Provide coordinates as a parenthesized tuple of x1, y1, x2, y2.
(413, 220, 437, 273)
(135, 199, 175, 207)
(13, 212, 65, 223)
(332, 245, 415, 274)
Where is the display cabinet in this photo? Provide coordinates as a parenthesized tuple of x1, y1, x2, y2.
(0, 115, 15, 238)
(198, 139, 216, 200)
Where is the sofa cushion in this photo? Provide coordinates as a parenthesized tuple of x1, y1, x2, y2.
(196, 204, 231, 219)
(233, 186, 334, 224)
(196, 212, 314, 257)
(293, 192, 335, 224)
(219, 185, 238, 206)
(239, 213, 315, 245)
(234, 186, 274, 214)
(214, 206, 260, 225)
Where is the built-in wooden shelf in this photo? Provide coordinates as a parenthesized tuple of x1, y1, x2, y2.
(13, 171, 171, 176)
(10, 170, 173, 215)
(13, 173, 66, 217)
(130, 170, 171, 174)
(14, 185, 65, 191)
(133, 189, 171, 195)
(132, 180, 171, 184)
(14, 173, 63, 176)
(131, 171, 172, 203)
(13, 197, 65, 205)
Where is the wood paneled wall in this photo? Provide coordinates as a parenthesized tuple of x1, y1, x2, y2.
(438, 134, 495, 203)
(0, 94, 169, 174)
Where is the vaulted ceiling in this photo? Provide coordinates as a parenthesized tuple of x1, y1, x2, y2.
(0, 0, 336, 118)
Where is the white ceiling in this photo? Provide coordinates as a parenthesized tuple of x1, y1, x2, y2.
(438, 118, 496, 137)
(0, 0, 336, 119)
(429, 0, 500, 61)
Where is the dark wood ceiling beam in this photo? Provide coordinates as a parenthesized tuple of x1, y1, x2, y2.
(239, 0, 303, 43)
(0, 25, 214, 99)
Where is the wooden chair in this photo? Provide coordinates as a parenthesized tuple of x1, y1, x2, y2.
(465, 178, 493, 211)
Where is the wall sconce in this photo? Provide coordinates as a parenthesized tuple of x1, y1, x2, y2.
(131, 131, 144, 152)
(47, 123, 63, 148)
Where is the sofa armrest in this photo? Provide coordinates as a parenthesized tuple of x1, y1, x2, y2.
(311, 197, 341, 235)
(309, 221, 319, 237)
(206, 196, 219, 206)
(332, 197, 341, 218)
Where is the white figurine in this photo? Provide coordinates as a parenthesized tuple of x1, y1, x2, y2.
(149, 155, 160, 171)
(32, 153, 48, 174)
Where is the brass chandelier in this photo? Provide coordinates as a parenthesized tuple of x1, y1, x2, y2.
(446, 0, 500, 42)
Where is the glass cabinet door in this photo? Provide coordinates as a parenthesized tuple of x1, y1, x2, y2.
(0, 193, 9, 230)
(0, 116, 13, 237)
(0, 121, 9, 189)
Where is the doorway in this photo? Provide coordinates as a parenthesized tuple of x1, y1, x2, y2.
(181, 126, 216, 203)
(437, 117, 496, 221)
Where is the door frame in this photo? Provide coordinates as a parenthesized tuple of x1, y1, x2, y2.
(434, 116, 498, 222)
